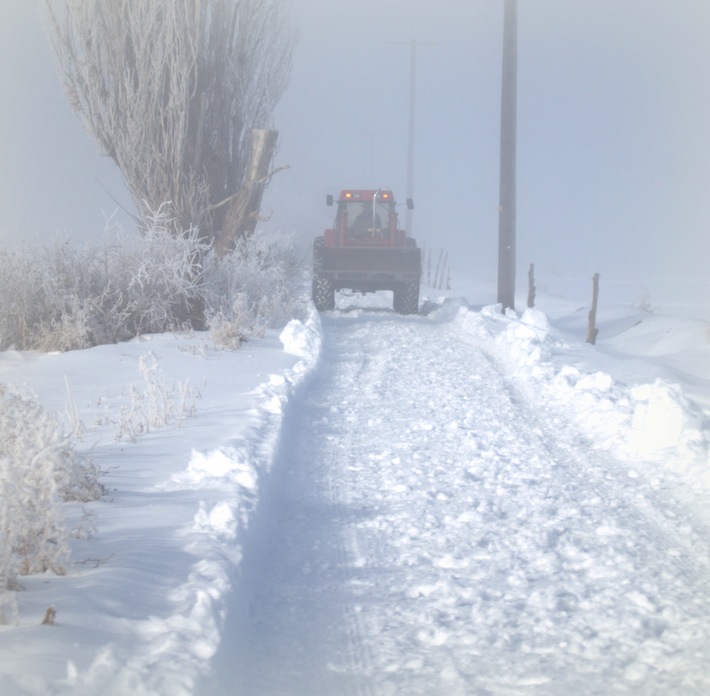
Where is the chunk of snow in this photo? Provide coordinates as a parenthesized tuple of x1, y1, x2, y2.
(279, 313, 321, 360)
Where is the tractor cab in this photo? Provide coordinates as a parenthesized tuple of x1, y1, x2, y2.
(326, 190, 399, 247)
(313, 187, 421, 314)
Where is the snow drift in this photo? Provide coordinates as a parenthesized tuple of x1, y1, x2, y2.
(455, 304, 710, 491)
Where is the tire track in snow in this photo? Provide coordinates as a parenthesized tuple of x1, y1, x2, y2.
(466, 329, 710, 587)
(461, 324, 710, 607)
(235, 308, 710, 695)
(232, 319, 379, 696)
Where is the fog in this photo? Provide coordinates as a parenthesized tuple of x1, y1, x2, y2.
(0, 0, 135, 246)
(2, 0, 709, 288)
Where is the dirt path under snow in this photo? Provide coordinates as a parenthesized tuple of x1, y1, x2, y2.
(219, 307, 710, 696)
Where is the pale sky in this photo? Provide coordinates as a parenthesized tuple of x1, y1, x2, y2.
(2, 0, 709, 286)
(0, 0, 134, 245)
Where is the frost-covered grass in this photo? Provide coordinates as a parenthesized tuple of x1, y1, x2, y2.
(95, 352, 201, 443)
(0, 212, 308, 353)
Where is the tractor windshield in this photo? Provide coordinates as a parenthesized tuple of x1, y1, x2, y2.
(346, 200, 391, 237)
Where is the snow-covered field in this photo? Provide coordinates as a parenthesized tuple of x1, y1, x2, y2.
(1, 276, 709, 695)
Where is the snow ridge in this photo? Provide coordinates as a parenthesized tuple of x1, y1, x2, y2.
(455, 304, 710, 492)
(53, 312, 322, 696)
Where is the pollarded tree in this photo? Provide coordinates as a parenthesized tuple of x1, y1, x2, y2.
(43, 0, 295, 252)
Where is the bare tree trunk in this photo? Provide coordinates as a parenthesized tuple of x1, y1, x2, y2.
(213, 128, 279, 256)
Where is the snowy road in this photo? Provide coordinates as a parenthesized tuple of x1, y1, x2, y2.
(222, 305, 710, 695)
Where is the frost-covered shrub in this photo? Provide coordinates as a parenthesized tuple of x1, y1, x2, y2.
(204, 232, 308, 348)
(0, 246, 50, 350)
(208, 295, 250, 350)
(0, 236, 112, 350)
(61, 211, 209, 341)
(0, 383, 103, 611)
(0, 237, 109, 352)
(29, 238, 95, 350)
(0, 210, 209, 351)
(0, 537, 16, 624)
(0, 383, 101, 618)
(0, 213, 307, 353)
(121, 209, 210, 335)
(30, 297, 93, 353)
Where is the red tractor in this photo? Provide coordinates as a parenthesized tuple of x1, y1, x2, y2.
(312, 189, 421, 314)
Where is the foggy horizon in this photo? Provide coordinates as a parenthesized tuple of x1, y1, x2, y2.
(1, 0, 709, 289)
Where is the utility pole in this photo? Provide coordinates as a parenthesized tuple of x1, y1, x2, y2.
(497, 0, 518, 311)
(389, 40, 435, 236)
(406, 39, 417, 236)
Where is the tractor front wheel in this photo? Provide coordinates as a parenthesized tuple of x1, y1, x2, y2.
(313, 274, 335, 311)
(393, 281, 420, 315)
(312, 237, 335, 311)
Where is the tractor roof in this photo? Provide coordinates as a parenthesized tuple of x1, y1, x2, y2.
(339, 189, 395, 202)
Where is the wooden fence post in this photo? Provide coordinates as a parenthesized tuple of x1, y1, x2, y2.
(587, 272, 600, 345)
(527, 263, 536, 308)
